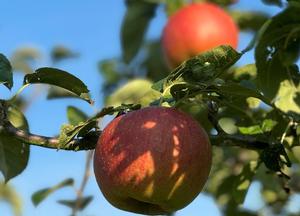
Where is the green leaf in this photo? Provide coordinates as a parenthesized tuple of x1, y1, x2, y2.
(208, 0, 238, 6)
(216, 161, 258, 205)
(265, 109, 291, 138)
(58, 124, 77, 147)
(166, 45, 241, 85)
(0, 182, 22, 216)
(142, 40, 170, 81)
(262, 0, 283, 6)
(59, 105, 142, 149)
(246, 97, 261, 109)
(274, 80, 300, 115)
(51, 45, 78, 62)
(152, 47, 271, 111)
(57, 196, 93, 211)
(59, 105, 111, 149)
(165, 0, 185, 16)
(98, 59, 122, 94)
(230, 64, 257, 81)
(255, 5, 300, 100)
(10, 47, 41, 74)
(93, 106, 116, 119)
(106, 79, 161, 107)
(31, 178, 74, 207)
(214, 82, 272, 106)
(261, 143, 291, 173)
(47, 86, 85, 100)
(95, 104, 142, 119)
(233, 161, 258, 204)
(67, 106, 88, 126)
(239, 125, 263, 135)
(216, 175, 236, 199)
(23, 67, 92, 103)
(226, 201, 258, 216)
(151, 78, 166, 93)
(238, 119, 278, 135)
(289, 0, 300, 8)
(261, 119, 278, 133)
(121, 0, 157, 63)
(0, 106, 29, 182)
(280, 38, 300, 66)
(58, 120, 97, 149)
(0, 53, 13, 90)
(230, 10, 269, 31)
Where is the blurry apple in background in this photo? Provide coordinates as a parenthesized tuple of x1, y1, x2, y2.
(162, 2, 239, 68)
(94, 106, 212, 215)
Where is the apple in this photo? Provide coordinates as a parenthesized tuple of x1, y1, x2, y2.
(162, 2, 239, 68)
(94, 106, 212, 215)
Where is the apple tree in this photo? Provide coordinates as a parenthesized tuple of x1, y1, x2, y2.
(1, 0, 300, 215)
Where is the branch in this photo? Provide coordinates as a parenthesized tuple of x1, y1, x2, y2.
(206, 100, 270, 150)
(5, 122, 99, 151)
(5, 122, 270, 151)
(0, 100, 98, 151)
(210, 133, 270, 150)
(1, 99, 271, 151)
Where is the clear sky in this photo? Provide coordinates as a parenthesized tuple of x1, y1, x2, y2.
(0, 1, 288, 216)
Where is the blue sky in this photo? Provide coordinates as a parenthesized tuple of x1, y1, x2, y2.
(0, 1, 290, 216)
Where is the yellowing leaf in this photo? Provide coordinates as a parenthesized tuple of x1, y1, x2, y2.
(0, 182, 22, 216)
(106, 79, 161, 107)
(275, 80, 300, 114)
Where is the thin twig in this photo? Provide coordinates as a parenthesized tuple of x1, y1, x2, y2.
(71, 151, 94, 216)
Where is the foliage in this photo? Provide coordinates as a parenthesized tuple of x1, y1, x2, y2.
(0, 182, 22, 216)
(23, 67, 92, 103)
(0, 54, 13, 90)
(31, 178, 74, 207)
(0, 106, 29, 182)
(1, 0, 300, 216)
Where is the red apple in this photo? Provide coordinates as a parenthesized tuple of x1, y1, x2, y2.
(162, 3, 239, 68)
(94, 106, 212, 215)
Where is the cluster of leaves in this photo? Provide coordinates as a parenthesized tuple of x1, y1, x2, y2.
(153, 43, 299, 215)
(0, 48, 96, 214)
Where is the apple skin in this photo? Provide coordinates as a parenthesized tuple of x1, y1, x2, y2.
(162, 3, 239, 68)
(94, 106, 212, 215)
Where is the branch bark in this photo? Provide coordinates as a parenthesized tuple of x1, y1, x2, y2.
(0, 100, 98, 151)
(210, 134, 269, 150)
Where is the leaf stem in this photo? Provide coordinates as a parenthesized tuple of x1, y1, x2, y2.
(9, 84, 30, 102)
